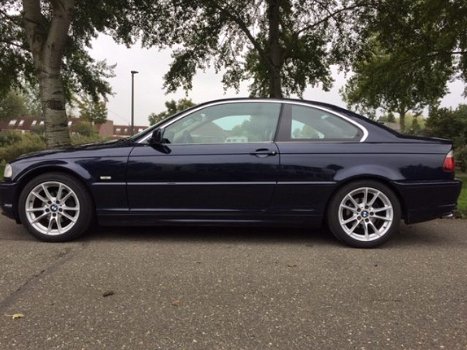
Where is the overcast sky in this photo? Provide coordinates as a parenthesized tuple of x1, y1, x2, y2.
(90, 35, 466, 127)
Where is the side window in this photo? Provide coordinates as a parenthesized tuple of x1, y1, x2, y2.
(289, 105, 362, 141)
(162, 102, 281, 144)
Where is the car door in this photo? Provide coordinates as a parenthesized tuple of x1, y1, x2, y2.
(272, 103, 365, 220)
(126, 101, 282, 218)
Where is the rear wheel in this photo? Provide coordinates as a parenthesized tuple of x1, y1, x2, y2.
(327, 181, 401, 248)
(18, 173, 93, 242)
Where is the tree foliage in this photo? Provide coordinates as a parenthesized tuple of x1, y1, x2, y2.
(0, 90, 28, 120)
(75, 95, 107, 125)
(0, 1, 124, 101)
(0, 0, 138, 146)
(425, 104, 467, 170)
(0, 88, 41, 120)
(342, 0, 467, 131)
(342, 39, 450, 130)
(148, 98, 195, 125)
(136, 0, 372, 98)
(425, 105, 467, 148)
(366, 0, 467, 86)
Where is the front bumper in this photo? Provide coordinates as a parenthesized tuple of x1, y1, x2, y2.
(0, 180, 20, 223)
(394, 179, 462, 224)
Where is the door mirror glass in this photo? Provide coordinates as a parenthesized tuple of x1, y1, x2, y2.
(149, 128, 163, 145)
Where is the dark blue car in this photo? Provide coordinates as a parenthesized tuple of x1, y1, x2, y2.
(0, 98, 462, 247)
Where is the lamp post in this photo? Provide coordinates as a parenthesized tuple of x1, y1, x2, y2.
(130, 70, 139, 135)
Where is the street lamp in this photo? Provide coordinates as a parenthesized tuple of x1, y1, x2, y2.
(130, 70, 139, 135)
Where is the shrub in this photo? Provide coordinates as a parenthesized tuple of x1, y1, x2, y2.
(30, 124, 46, 138)
(0, 132, 46, 163)
(0, 160, 5, 180)
(71, 121, 95, 137)
(425, 105, 467, 149)
(0, 130, 22, 147)
(0, 130, 109, 164)
(455, 146, 467, 172)
(71, 133, 106, 145)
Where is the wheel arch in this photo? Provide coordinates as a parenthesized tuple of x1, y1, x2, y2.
(324, 175, 407, 222)
(14, 166, 96, 223)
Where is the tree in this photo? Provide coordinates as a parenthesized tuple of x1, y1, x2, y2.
(366, 0, 467, 88)
(342, 39, 450, 131)
(0, 90, 28, 120)
(425, 104, 467, 170)
(0, 88, 42, 120)
(22, 84, 42, 116)
(425, 105, 467, 148)
(343, 0, 467, 131)
(148, 98, 195, 125)
(0, 0, 132, 147)
(138, 0, 372, 98)
(75, 95, 107, 125)
(71, 121, 95, 137)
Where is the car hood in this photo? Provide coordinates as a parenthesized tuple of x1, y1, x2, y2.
(13, 139, 132, 162)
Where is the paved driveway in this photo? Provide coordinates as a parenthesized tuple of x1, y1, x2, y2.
(0, 216, 466, 349)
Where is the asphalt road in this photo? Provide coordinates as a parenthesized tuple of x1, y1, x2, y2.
(0, 216, 466, 350)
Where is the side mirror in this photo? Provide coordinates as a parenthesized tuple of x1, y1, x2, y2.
(149, 128, 163, 145)
(148, 128, 171, 154)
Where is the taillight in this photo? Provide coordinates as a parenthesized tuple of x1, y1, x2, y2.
(443, 150, 455, 172)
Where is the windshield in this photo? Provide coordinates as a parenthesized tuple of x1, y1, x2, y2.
(127, 104, 200, 143)
(125, 124, 157, 142)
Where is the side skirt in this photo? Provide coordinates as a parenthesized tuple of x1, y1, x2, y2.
(96, 210, 322, 228)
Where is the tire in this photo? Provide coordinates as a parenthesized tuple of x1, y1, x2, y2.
(18, 173, 93, 242)
(327, 180, 401, 248)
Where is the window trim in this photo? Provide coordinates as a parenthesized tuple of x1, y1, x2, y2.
(138, 100, 368, 144)
(276, 103, 366, 142)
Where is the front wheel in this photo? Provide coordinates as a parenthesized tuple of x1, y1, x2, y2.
(327, 181, 401, 248)
(18, 173, 93, 242)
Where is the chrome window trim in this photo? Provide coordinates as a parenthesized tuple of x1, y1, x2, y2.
(138, 99, 369, 143)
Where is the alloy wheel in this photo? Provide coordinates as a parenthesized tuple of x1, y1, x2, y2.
(338, 187, 394, 242)
(24, 181, 80, 236)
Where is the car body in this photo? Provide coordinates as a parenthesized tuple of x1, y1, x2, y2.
(0, 98, 462, 247)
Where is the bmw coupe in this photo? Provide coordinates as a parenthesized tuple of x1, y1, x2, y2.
(0, 98, 461, 247)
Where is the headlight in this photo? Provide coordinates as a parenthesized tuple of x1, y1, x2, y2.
(4, 164, 12, 178)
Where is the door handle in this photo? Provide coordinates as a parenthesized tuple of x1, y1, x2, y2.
(250, 148, 277, 158)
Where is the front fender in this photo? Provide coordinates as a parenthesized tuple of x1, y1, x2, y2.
(14, 160, 93, 185)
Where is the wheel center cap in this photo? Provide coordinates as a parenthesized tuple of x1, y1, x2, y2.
(50, 204, 58, 212)
(361, 210, 369, 218)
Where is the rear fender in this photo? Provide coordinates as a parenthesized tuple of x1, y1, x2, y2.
(334, 165, 402, 182)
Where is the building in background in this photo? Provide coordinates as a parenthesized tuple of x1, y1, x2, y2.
(0, 116, 148, 138)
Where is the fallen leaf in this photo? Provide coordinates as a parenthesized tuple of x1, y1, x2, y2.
(102, 290, 115, 297)
(5, 313, 24, 320)
(171, 299, 182, 306)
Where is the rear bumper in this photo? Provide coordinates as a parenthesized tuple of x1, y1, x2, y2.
(0, 181, 20, 222)
(394, 179, 462, 224)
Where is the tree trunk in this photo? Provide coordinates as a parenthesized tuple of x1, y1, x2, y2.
(266, 0, 283, 98)
(399, 109, 407, 132)
(22, 0, 73, 147)
(39, 69, 70, 146)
